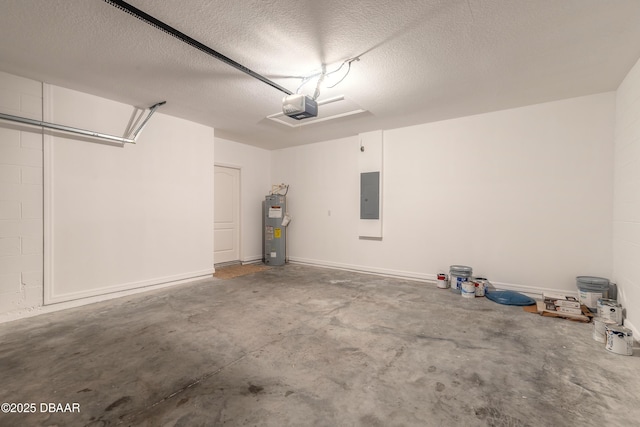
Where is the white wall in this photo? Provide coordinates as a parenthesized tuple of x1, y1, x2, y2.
(0, 71, 44, 314)
(272, 93, 615, 295)
(44, 85, 215, 303)
(614, 57, 640, 335)
(0, 69, 622, 321)
(214, 137, 271, 262)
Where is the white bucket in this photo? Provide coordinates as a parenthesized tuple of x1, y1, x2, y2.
(593, 318, 617, 343)
(461, 281, 476, 299)
(605, 324, 634, 356)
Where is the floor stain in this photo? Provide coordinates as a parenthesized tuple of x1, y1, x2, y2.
(475, 406, 530, 427)
(469, 372, 485, 386)
(285, 390, 294, 397)
(436, 382, 445, 392)
(428, 365, 436, 373)
(360, 414, 384, 426)
(248, 384, 264, 395)
(176, 397, 189, 407)
(105, 396, 132, 412)
(77, 388, 92, 393)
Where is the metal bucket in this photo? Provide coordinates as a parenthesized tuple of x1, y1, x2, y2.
(450, 265, 472, 295)
(576, 276, 609, 312)
(597, 298, 622, 324)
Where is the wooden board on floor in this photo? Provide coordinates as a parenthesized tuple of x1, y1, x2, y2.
(214, 263, 270, 279)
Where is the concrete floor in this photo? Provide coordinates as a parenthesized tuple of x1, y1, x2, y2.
(1, 264, 639, 427)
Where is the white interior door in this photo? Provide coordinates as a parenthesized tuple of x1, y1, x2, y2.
(214, 165, 240, 265)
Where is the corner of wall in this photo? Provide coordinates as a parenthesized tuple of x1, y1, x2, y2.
(613, 55, 640, 338)
(0, 71, 45, 318)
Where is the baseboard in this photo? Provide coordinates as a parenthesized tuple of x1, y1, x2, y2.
(242, 255, 264, 265)
(45, 268, 215, 305)
(0, 273, 213, 324)
(214, 261, 241, 268)
(289, 257, 435, 282)
(288, 257, 577, 299)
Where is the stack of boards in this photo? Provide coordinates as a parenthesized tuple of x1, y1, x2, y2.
(543, 295, 582, 315)
(534, 294, 592, 322)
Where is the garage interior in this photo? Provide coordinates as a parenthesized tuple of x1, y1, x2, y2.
(1, 1, 640, 426)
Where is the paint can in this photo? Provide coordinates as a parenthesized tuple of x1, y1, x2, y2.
(473, 278, 489, 297)
(597, 298, 622, 322)
(461, 281, 476, 299)
(450, 265, 472, 295)
(593, 317, 617, 343)
(605, 324, 634, 356)
(576, 276, 609, 312)
(437, 273, 449, 289)
(597, 298, 622, 324)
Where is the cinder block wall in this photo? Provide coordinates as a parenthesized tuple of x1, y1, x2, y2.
(0, 71, 44, 312)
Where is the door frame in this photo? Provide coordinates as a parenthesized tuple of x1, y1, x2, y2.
(214, 163, 242, 266)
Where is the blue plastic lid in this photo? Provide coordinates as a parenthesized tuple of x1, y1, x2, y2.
(485, 290, 536, 306)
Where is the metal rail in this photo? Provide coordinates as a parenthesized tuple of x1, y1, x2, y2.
(0, 101, 165, 144)
(104, 0, 293, 96)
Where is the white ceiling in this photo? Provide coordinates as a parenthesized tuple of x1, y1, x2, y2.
(1, 0, 640, 150)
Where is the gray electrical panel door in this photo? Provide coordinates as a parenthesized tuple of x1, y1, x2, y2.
(264, 194, 286, 266)
(360, 171, 380, 219)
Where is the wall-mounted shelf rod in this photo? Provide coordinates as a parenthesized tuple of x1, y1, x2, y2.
(0, 101, 166, 144)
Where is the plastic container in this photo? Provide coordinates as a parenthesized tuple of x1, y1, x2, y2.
(450, 265, 472, 295)
(576, 276, 609, 312)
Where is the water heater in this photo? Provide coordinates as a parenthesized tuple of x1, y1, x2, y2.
(264, 194, 287, 265)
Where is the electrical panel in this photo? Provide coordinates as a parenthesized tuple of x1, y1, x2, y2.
(264, 194, 287, 265)
(360, 171, 380, 219)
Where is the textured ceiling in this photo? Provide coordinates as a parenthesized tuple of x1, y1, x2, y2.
(1, 0, 640, 149)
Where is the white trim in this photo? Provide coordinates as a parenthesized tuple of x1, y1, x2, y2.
(289, 257, 436, 282)
(43, 83, 54, 305)
(213, 164, 242, 264)
(241, 256, 264, 265)
(0, 274, 211, 324)
(214, 162, 243, 169)
(288, 257, 574, 299)
(46, 269, 214, 304)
